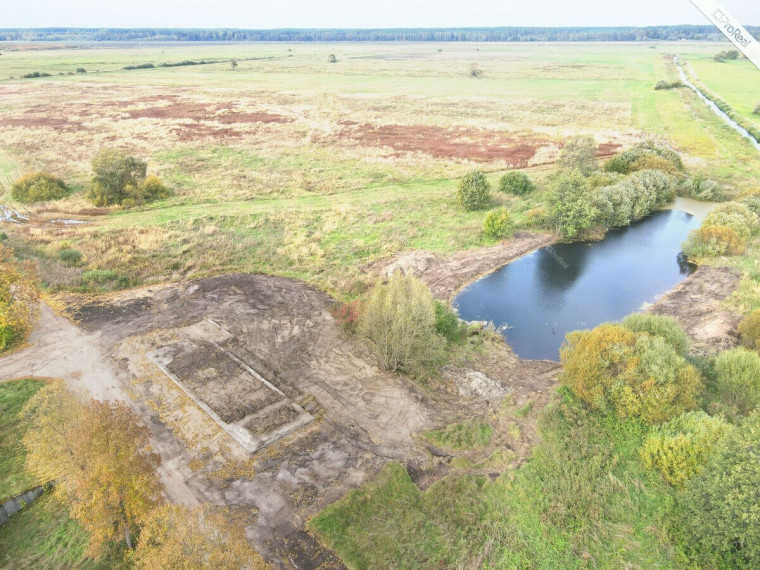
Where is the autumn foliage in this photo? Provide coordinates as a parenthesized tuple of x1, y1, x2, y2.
(0, 244, 39, 352)
(560, 323, 702, 424)
(134, 504, 268, 569)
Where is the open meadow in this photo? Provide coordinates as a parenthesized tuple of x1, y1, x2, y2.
(3, 39, 760, 569)
(1, 41, 758, 296)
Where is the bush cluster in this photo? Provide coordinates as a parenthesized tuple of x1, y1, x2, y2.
(483, 207, 514, 239)
(21, 71, 52, 78)
(603, 139, 683, 175)
(123, 63, 155, 70)
(11, 172, 68, 203)
(593, 169, 674, 229)
(682, 412, 760, 567)
(737, 187, 760, 217)
(498, 171, 534, 195)
(560, 322, 702, 424)
(640, 411, 731, 487)
(433, 301, 466, 343)
(754, 103, 760, 115)
(654, 80, 683, 90)
(0, 245, 39, 352)
(58, 248, 83, 267)
(683, 201, 759, 259)
(457, 171, 491, 211)
(713, 49, 739, 62)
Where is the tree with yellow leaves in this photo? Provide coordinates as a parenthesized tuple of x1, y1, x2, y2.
(134, 504, 269, 569)
(68, 400, 162, 554)
(0, 244, 39, 352)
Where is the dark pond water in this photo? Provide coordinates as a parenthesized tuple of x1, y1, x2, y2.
(454, 209, 701, 361)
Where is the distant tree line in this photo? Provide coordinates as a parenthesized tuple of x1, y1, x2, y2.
(0, 25, 757, 42)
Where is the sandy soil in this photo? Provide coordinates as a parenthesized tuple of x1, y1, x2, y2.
(648, 265, 742, 355)
(367, 231, 555, 300)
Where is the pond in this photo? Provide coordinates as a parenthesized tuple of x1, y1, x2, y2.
(454, 206, 704, 361)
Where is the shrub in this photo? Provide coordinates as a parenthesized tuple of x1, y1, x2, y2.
(483, 207, 514, 239)
(737, 309, 760, 351)
(357, 273, 442, 374)
(11, 172, 67, 203)
(58, 248, 83, 267)
(622, 313, 690, 355)
(754, 103, 760, 115)
(640, 411, 731, 487)
(682, 412, 760, 567)
(629, 154, 679, 175)
(680, 174, 720, 201)
(76, 67, 86, 73)
(331, 298, 364, 332)
(328, 54, 337, 63)
(603, 139, 683, 176)
(713, 347, 760, 416)
(548, 170, 596, 238)
(121, 174, 171, 207)
(498, 171, 534, 195)
(457, 171, 491, 211)
(560, 323, 702, 424)
(737, 187, 760, 216)
(434, 301, 465, 343)
(558, 135, 598, 176)
(682, 225, 746, 258)
(654, 80, 683, 90)
(702, 202, 758, 239)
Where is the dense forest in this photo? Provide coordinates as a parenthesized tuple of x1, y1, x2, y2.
(0, 25, 757, 43)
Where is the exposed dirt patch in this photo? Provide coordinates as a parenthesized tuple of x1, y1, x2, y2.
(367, 231, 555, 300)
(1, 273, 560, 568)
(648, 265, 742, 355)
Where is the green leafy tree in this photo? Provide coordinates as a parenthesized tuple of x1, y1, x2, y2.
(558, 135, 598, 176)
(87, 149, 147, 206)
(358, 273, 442, 374)
(457, 171, 491, 211)
(547, 170, 596, 238)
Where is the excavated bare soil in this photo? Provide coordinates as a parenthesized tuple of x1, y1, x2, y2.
(367, 231, 555, 300)
(0, 272, 551, 568)
(648, 265, 742, 354)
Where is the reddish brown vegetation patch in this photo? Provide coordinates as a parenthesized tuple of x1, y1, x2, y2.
(170, 123, 243, 141)
(126, 103, 290, 125)
(342, 122, 548, 164)
(598, 142, 621, 158)
(0, 116, 83, 132)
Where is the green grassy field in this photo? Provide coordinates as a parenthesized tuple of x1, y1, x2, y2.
(1, 41, 758, 296)
(311, 387, 684, 569)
